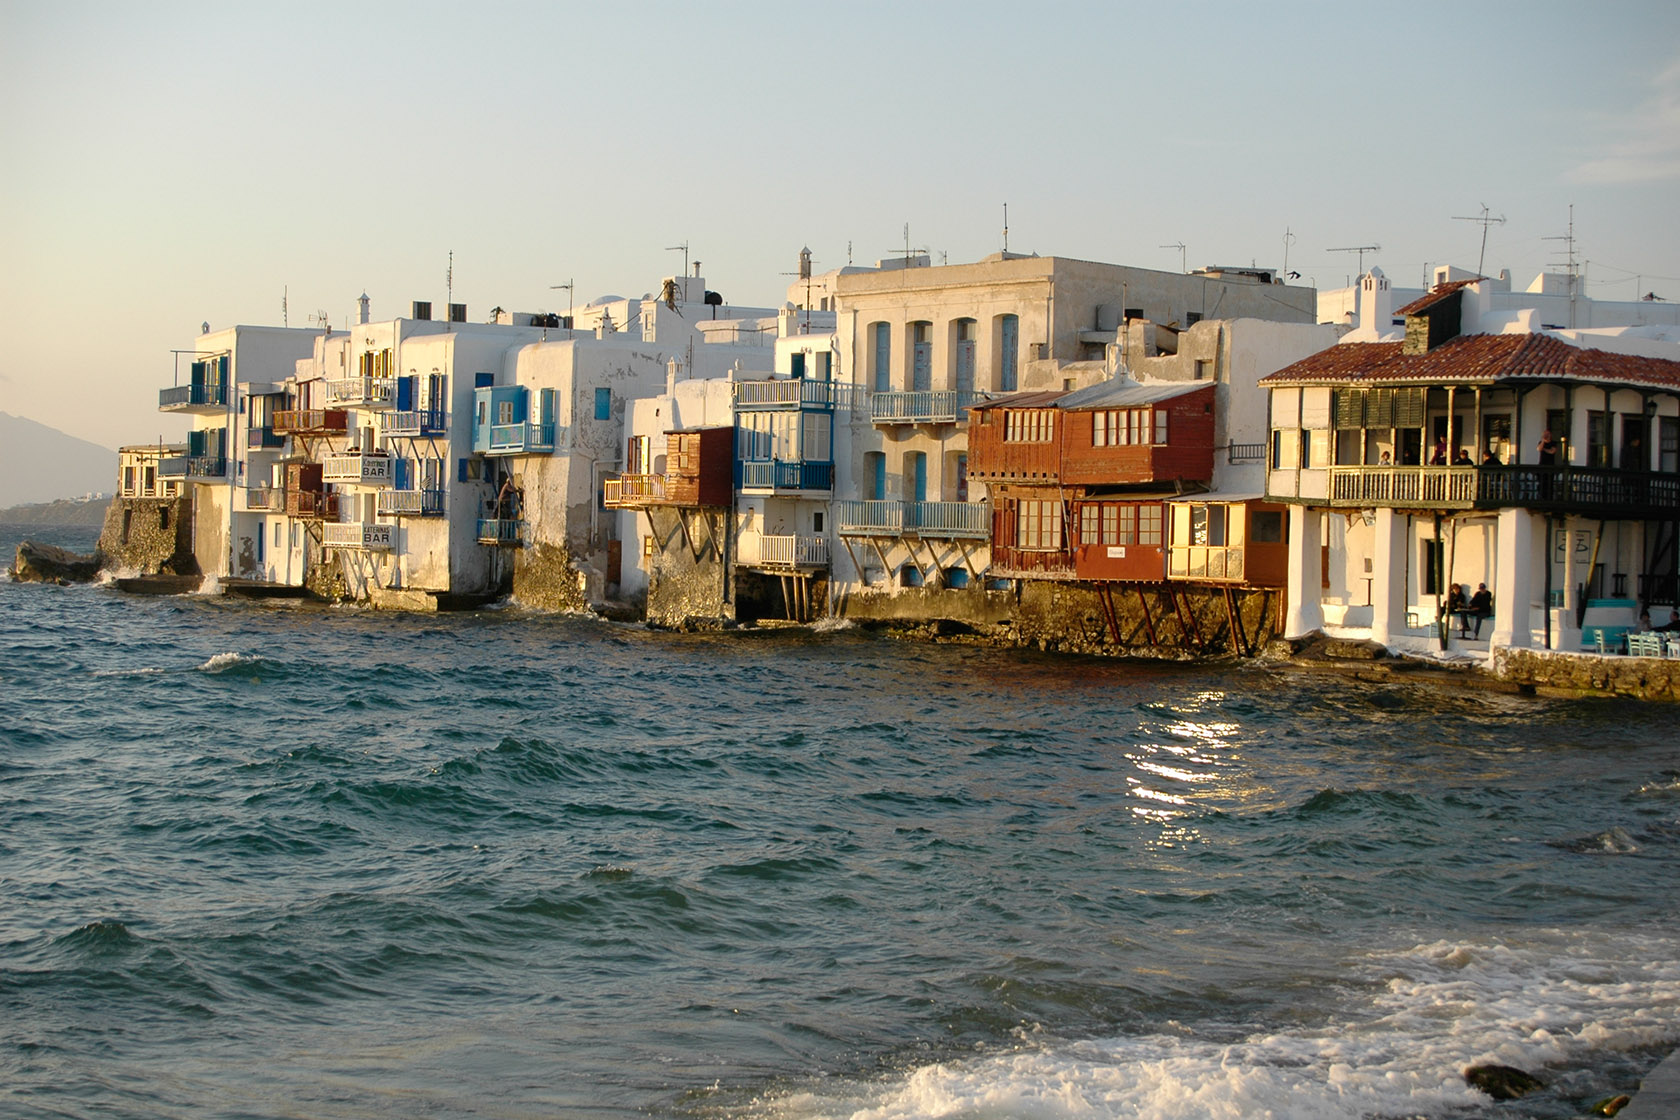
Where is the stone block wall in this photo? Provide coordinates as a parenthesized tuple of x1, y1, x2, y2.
(98, 497, 195, 574)
(1493, 647, 1679, 702)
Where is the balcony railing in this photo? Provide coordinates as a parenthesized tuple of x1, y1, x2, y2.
(273, 408, 349, 435)
(384, 409, 448, 437)
(603, 474, 669, 508)
(742, 534, 829, 569)
(732, 379, 849, 410)
(483, 421, 556, 455)
(834, 500, 989, 539)
(244, 486, 284, 511)
(286, 490, 339, 519)
(1322, 464, 1679, 517)
(159, 383, 227, 411)
(322, 522, 395, 551)
(377, 489, 445, 517)
(737, 459, 833, 492)
(1169, 545, 1245, 582)
(322, 454, 395, 485)
(870, 389, 987, 424)
(158, 455, 228, 480)
(476, 518, 525, 546)
(325, 377, 396, 409)
(1329, 466, 1479, 506)
(1227, 442, 1266, 464)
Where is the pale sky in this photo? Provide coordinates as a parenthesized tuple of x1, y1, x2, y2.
(3, 1, 1678, 450)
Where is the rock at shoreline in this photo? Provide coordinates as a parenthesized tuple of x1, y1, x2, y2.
(10, 541, 103, 584)
(1464, 1063, 1545, 1100)
(1589, 1094, 1631, 1116)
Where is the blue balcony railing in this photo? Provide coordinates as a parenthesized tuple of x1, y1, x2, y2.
(159, 455, 229, 480)
(482, 421, 556, 455)
(159, 383, 227, 410)
(476, 518, 525, 546)
(736, 459, 833, 492)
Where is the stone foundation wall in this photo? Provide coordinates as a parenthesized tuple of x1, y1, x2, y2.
(842, 581, 1282, 658)
(97, 497, 195, 575)
(512, 541, 588, 612)
(1493, 647, 1680, 702)
(645, 510, 730, 627)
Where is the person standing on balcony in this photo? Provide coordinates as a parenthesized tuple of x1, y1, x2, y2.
(1537, 429, 1559, 466)
(1431, 437, 1450, 465)
(496, 475, 516, 521)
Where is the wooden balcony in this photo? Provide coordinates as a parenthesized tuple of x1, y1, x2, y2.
(603, 474, 668, 509)
(274, 408, 349, 435)
(322, 522, 394, 551)
(1320, 464, 1678, 518)
(286, 490, 339, 520)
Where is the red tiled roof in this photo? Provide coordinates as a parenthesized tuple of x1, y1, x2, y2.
(1258, 332, 1680, 391)
(1394, 278, 1481, 317)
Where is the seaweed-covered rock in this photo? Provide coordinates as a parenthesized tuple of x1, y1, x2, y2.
(1464, 1063, 1544, 1100)
(10, 541, 103, 584)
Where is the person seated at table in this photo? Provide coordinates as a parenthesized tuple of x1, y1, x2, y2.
(1442, 583, 1467, 633)
(1481, 448, 1500, 465)
(1656, 607, 1680, 632)
(1378, 450, 1392, 466)
(1635, 608, 1653, 633)
(1453, 447, 1474, 465)
(1466, 583, 1493, 638)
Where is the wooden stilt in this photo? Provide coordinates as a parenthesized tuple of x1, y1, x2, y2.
(1095, 584, 1122, 646)
(1135, 585, 1159, 646)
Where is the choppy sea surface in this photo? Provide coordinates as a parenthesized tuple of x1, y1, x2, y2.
(4, 523, 1678, 1120)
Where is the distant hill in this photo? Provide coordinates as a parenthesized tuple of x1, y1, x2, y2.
(0, 497, 112, 527)
(0, 413, 119, 507)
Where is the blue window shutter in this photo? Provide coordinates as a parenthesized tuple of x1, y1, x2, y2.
(475, 372, 493, 389)
(790, 352, 806, 379)
(396, 376, 414, 411)
(595, 387, 610, 421)
(873, 324, 890, 392)
(458, 458, 469, 483)
(913, 452, 927, 502)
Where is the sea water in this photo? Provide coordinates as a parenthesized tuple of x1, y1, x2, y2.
(3, 523, 1678, 1119)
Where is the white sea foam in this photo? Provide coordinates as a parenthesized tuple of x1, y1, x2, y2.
(193, 575, 222, 597)
(741, 929, 1680, 1120)
(94, 563, 141, 586)
(811, 616, 856, 633)
(198, 652, 260, 672)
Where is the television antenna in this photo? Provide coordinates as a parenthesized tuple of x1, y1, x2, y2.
(1543, 204, 1580, 328)
(1160, 242, 1186, 273)
(1329, 243, 1382, 278)
(549, 280, 574, 336)
(1282, 227, 1297, 279)
(1452, 205, 1506, 276)
(665, 242, 690, 300)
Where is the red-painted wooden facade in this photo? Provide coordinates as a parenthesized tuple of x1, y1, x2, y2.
(1059, 383, 1215, 486)
(662, 427, 733, 507)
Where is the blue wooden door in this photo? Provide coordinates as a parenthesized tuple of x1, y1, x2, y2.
(1000, 315, 1018, 391)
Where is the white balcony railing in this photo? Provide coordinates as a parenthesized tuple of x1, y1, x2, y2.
(325, 377, 396, 409)
(377, 489, 444, 517)
(322, 522, 395, 551)
(870, 389, 986, 424)
(741, 534, 828, 569)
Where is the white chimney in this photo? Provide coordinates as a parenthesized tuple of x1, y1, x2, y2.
(1358, 267, 1392, 335)
(357, 292, 371, 325)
